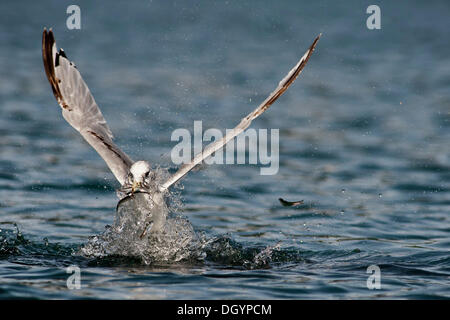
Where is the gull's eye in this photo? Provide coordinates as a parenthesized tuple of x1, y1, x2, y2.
(128, 173, 133, 180)
(144, 171, 150, 178)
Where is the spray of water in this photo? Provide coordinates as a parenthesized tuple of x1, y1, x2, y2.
(80, 168, 207, 264)
(79, 167, 285, 267)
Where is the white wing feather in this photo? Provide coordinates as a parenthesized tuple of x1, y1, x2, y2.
(42, 29, 133, 185)
(159, 34, 321, 192)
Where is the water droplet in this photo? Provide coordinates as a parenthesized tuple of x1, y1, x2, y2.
(340, 210, 345, 215)
(378, 193, 382, 198)
(341, 188, 346, 194)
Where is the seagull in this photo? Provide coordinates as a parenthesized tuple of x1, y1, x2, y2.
(42, 29, 320, 207)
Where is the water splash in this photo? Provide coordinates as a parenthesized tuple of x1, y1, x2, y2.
(79, 168, 287, 267)
(0, 224, 24, 256)
(203, 236, 290, 269)
(80, 192, 206, 265)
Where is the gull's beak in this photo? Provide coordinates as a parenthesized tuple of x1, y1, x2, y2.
(131, 181, 142, 193)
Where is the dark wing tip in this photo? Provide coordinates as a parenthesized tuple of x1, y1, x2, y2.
(55, 48, 68, 67)
(42, 28, 56, 90)
(42, 29, 70, 110)
(311, 33, 321, 50)
(284, 33, 321, 85)
(261, 34, 321, 109)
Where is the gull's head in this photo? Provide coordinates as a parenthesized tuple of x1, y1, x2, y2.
(128, 160, 151, 192)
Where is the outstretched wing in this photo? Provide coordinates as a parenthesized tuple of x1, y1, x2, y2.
(42, 29, 133, 185)
(160, 34, 321, 192)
